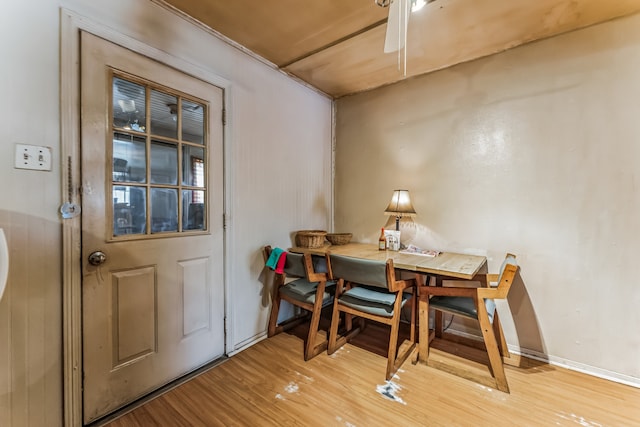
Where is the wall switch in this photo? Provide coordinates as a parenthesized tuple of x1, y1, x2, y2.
(14, 144, 52, 171)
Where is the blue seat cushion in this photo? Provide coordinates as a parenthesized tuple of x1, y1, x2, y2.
(429, 296, 496, 323)
(339, 286, 411, 318)
(280, 278, 336, 306)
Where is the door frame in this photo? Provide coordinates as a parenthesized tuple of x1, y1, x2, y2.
(60, 9, 234, 426)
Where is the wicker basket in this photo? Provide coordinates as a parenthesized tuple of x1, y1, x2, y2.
(295, 230, 327, 248)
(326, 233, 352, 245)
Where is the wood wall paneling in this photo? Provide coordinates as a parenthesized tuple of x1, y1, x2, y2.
(2, 0, 333, 426)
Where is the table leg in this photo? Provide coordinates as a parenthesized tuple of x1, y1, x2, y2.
(417, 285, 429, 364)
(434, 275, 443, 338)
(416, 273, 436, 364)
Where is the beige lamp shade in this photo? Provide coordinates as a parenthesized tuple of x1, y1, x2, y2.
(384, 189, 417, 217)
(384, 190, 416, 231)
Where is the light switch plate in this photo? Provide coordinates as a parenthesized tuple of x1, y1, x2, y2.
(14, 144, 52, 171)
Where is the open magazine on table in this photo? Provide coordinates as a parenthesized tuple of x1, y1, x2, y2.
(399, 244, 440, 257)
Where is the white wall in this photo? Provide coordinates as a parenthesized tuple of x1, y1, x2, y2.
(335, 13, 640, 385)
(0, 1, 332, 425)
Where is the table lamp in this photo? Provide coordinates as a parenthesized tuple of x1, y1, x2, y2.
(384, 189, 416, 231)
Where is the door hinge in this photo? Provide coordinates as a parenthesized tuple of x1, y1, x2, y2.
(222, 109, 226, 126)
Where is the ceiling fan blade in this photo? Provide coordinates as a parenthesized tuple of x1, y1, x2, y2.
(384, 0, 408, 53)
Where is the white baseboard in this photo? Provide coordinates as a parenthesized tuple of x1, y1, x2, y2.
(444, 329, 640, 389)
(228, 332, 267, 357)
(511, 346, 640, 389)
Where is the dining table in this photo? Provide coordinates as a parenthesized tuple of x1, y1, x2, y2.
(288, 242, 487, 363)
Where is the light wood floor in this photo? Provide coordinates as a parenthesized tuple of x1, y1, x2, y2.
(105, 325, 640, 426)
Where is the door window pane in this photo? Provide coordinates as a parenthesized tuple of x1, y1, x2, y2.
(182, 145, 205, 187)
(150, 90, 178, 139)
(151, 188, 178, 233)
(110, 74, 210, 238)
(113, 78, 146, 132)
(150, 140, 178, 185)
(182, 191, 205, 230)
(113, 186, 147, 236)
(113, 133, 146, 183)
(182, 100, 205, 144)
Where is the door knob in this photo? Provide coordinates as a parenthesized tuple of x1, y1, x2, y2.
(88, 251, 107, 266)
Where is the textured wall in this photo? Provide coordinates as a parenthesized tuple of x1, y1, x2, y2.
(335, 13, 640, 384)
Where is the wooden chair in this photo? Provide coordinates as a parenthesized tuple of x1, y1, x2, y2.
(326, 253, 417, 380)
(420, 253, 518, 392)
(263, 246, 335, 361)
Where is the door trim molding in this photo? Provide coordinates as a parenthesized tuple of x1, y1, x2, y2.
(60, 8, 233, 426)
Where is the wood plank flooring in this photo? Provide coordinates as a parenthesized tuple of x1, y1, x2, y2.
(105, 324, 640, 426)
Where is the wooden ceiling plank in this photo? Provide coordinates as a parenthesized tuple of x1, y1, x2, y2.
(280, 19, 389, 68)
(284, 0, 640, 97)
(162, 0, 388, 66)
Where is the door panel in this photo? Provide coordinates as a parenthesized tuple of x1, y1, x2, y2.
(81, 32, 225, 424)
(111, 266, 157, 367)
(180, 257, 211, 337)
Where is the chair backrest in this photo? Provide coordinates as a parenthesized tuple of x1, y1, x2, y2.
(282, 252, 306, 278)
(263, 245, 327, 280)
(475, 254, 518, 321)
(327, 254, 390, 290)
(491, 253, 518, 299)
(284, 252, 329, 277)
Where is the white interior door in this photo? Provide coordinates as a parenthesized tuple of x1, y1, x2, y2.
(80, 32, 225, 424)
